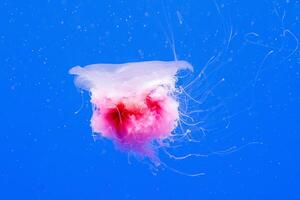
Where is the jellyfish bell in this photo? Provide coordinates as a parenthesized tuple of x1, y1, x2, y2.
(69, 60, 193, 164)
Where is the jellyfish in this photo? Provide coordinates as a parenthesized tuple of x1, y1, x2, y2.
(69, 60, 192, 164)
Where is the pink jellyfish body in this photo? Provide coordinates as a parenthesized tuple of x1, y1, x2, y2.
(69, 61, 192, 163)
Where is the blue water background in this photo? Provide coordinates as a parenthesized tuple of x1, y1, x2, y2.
(1, 1, 300, 199)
